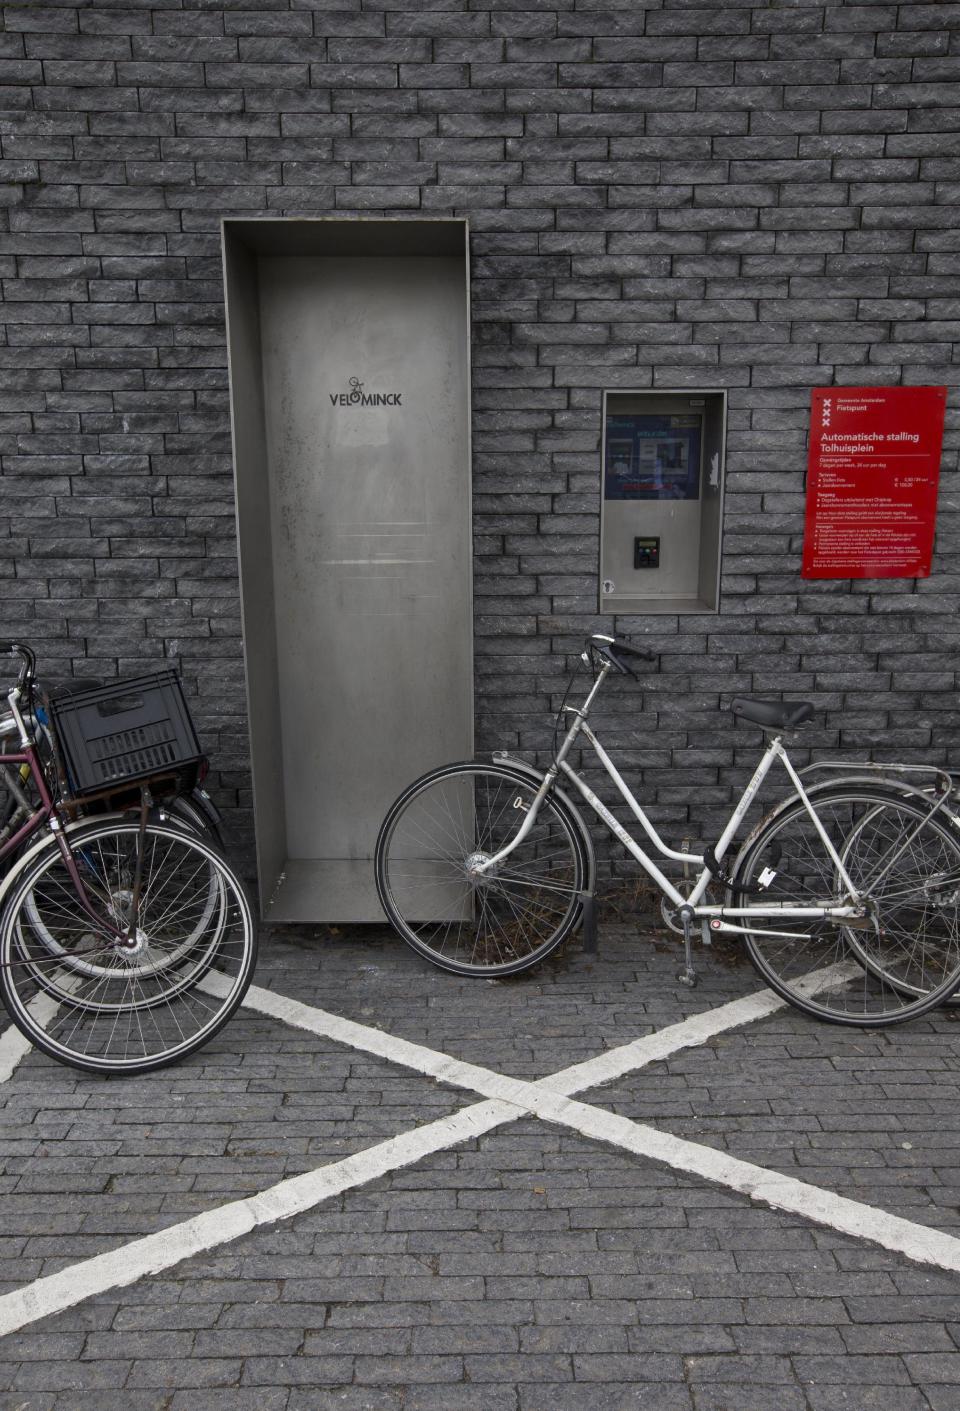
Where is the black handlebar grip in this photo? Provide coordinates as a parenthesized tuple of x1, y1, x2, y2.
(0, 643, 36, 677)
(611, 638, 657, 663)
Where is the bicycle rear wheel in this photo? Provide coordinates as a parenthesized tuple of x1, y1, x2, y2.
(731, 785, 960, 1027)
(838, 791, 960, 1004)
(0, 818, 257, 1073)
(375, 761, 588, 976)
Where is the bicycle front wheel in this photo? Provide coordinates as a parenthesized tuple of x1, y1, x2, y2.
(731, 785, 960, 1027)
(375, 762, 588, 976)
(0, 818, 257, 1073)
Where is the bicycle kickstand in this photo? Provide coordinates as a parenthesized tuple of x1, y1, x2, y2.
(677, 905, 698, 988)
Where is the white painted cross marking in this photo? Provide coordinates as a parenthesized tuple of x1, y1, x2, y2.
(1, 968, 959, 1340)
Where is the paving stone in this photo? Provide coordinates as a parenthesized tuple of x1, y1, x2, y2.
(410, 1325, 517, 1355)
(169, 1394, 289, 1411)
(792, 1352, 913, 1384)
(241, 1355, 353, 1386)
(573, 1352, 683, 1381)
(842, 1323, 956, 1354)
(520, 1386, 693, 1410)
(12, 1360, 132, 1391)
(194, 1328, 304, 1357)
(81, 1330, 194, 1360)
(49, 1397, 169, 1411)
(732, 1326, 845, 1354)
(903, 1351, 960, 1383)
(804, 1390, 933, 1411)
(691, 1392, 809, 1411)
(925, 1393, 960, 1411)
(0, 1332, 85, 1361)
(463, 1352, 571, 1381)
(404, 1390, 517, 1411)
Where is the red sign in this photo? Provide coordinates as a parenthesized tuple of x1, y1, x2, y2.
(801, 386, 947, 580)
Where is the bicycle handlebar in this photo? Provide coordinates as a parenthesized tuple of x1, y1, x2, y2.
(0, 642, 36, 686)
(588, 634, 656, 677)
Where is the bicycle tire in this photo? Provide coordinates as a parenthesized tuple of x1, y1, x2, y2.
(19, 824, 225, 992)
(375, 760, 588, 976)
(837, 792, 960, 1005)
(730, 784, 960, 1027)
(0, 817, 257, 1074)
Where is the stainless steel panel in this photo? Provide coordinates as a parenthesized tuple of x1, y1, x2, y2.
(223, 220, 473, 921)
(603, 499, 702, 600)
(256, 250, 472, 872)
(697, 394, 727, 612)
(221, 232, 286, 906)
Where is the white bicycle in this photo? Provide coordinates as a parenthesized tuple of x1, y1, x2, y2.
(376, 634, 960, 1028)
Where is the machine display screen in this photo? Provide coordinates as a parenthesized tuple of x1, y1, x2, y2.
(604, 413, 702, 501)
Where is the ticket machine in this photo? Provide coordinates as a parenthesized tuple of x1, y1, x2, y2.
(599, 390, 726, 614)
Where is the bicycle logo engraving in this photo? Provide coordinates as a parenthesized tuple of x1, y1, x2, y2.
(329, 375, 402, 408)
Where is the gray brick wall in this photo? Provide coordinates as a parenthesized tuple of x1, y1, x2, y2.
(2, 0, 959, 876)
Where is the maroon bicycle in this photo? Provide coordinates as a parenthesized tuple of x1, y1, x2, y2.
(0, 642, 256, 1074)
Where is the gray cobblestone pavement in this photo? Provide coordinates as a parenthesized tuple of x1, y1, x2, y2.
(255, 919, 752, 1078)
(1, 921, 959, 1408)
(586, 1003, 960, 1235)
(0, 1001, 473, 1288)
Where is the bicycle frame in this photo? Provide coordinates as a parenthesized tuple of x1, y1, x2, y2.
(476, 659, 863, 931)
(0, 694, 58, 865)
(0, 684, 128, 942)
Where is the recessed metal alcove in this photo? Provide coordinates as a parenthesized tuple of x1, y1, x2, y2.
(222, 218, 473, 922)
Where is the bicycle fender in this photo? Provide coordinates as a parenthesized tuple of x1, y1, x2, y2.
(490, 752, 596, 896)
(722, 774, 959, 902)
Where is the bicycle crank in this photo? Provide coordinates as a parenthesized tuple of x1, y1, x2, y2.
(677, 905, 698, 988)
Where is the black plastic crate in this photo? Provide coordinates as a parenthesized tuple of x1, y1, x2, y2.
(48, 670, 204, 797)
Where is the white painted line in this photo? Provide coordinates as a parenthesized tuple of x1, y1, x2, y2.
(543, 962, 857, 1098)
(531, 1093, 960, 1277)
(6, 1029, 960, 1339)
(236, 964, 853, 1105)
(209, 978, 545, 1109)
(541, 987, 786, 1096)
(4, 960, 960, 1342)
(219, 967, 960, 1276)
(0, 1098, 520, 1339)
(0, 1013, 36, 1084)
(0, 990, 68, 1083)
(235, 974, 794, 1104)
